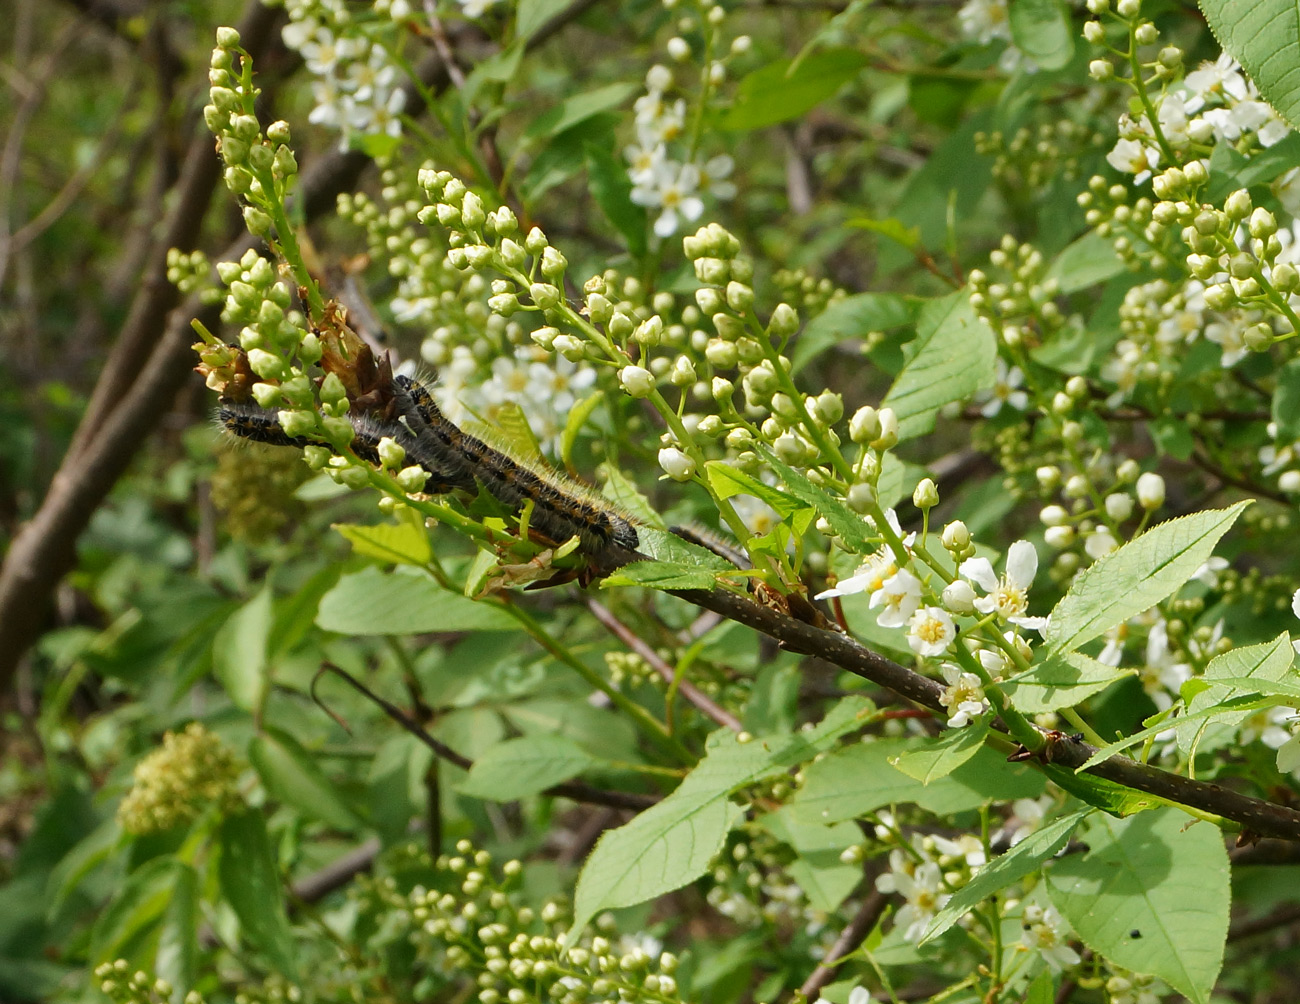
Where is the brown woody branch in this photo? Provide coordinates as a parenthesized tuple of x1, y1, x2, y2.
(668, 583, 1300, 842)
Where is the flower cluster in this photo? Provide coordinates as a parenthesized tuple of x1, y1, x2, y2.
(274, 0, 408, 148)
(624, 0, 749, 238)
(117, 723, 242, 835)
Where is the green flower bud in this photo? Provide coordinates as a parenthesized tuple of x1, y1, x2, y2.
(279, 409, 316, 439)
(251, 381, 281, 408)
(1228, 252, 1257, 279)
(215, 25, 241, 48)
(377, 436, 406, 469)
(871, 407, 899, 450)
(712, 313, 745, 341)
(320, 371, 348, 405)
(540, 246, 567, 278)
(397, 465, 429, 493)
(524, 226, 548, 255)
(1193, 209, 1221, 235)
(849, 405, 880, 443)
(634, 315, 663, 345)
(847, 482, 876, 513)
(913, 477, 939, 508)
(247, 348, 286, 380)
(1224, 189, 1252, 221)
(669, 355, 696, 385)
(712, 376, 735, 400)
(768, 302, 799, 338)
(695, 287, 724, 315)
(695, 257, 730, 285)
(529, 282, 561, 309)
(705, 338, 737, 368)
(531, 326, 559, 349)
(813, 390, 843, 424)
(586, 291, 613, 324)
(1272, 262, 1299, 293)
(941, 519, 971, 552)
(488, 292, 520, 315)
(1244, 321, 1275, 351)
(619, 365, 655, 397)
(725, 281, 754, 313)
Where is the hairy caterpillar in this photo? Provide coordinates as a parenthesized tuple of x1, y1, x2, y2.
(219, 376, 640, 556)
(392, 375, 640, 554)
(217, 401, 467, 496)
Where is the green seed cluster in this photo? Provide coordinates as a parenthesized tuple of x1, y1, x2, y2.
(117, 723, 243, 836)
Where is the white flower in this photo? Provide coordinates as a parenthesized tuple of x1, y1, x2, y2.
(875, 850, 950, 943)
(633, 93, 686, 146)
(1277, 727, 1300, 773)
(939, 664, 989, 728)
(908, 606, 956, 657)
(1107, 137, 1160, 183)
(1007, 795, 1051, 846)
(980, 359, 1028, 417)
(1193, 556, 1229, 587)
(957, 0, 1011, 45)
(932, 833, 986, 869)
(1020, 903, 1080, 972)
(815, 548, 900, 601)
(630, 159, 704, 238)
(1136, 471, 1165, 509)
(458, 0, 502, 17)
(959, 540, 1040, 626)
(942, 579, 977, 615)
(1184, 54, 1250, 108)
(699, 154, 737, 200)
(1139, 618, 1191, 711)
(658, 447, 696, 481)
(870, 568, 923, 628)
(1084, 529, 1118, 560)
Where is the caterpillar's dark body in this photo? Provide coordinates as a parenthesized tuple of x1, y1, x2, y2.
(219, 375, 638, 555)
(392, 375, 639, 553)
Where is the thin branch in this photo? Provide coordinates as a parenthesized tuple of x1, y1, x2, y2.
(666, 581, 1300, 842)
(585, 596, 744, 733)
(315, 663, 658, 813)
(799, 888, 890, 999)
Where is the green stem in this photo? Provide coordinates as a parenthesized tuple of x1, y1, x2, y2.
(502, 600, 695, 765)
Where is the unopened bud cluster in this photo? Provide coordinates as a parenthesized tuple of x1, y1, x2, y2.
(204, 29, 299, 238)
(360, 840, 690, 1004)
(117, 723, 242, 835)
(95, 960, 203, 1004)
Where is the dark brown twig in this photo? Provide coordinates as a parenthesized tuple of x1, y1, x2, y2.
(667, 582, 1300, 842)
(799, 888, 890, 999)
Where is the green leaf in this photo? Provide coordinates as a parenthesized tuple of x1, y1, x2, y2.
(218, 811, 297, 978)
(1048, 809, 1229, 1004)
(890, 721, 990, 783)
(721, 49, 868, 130)
(881, 292, 997, 441)
(1009, 0, 1074, 70)
(1198, 0, 1300, 128)
(601, 465, 666, 529)
(249, 728, 363, 831)
(457, 733, 598, 801)
(569, 698, 874, 940)
(212, 587, 272, 712)
(524, 82, 637, 141)
(635, 526, 735, 571)
(1045, 502, 1251, 654)
(601, 559, 721, 591)
(316, 567, 518, 634)
(790, 739, 1044, 825)
(1273, 357, 1300, 442)
(90, 856, 178, 965)
(846, 216, 921, 249)
(791, 292, 920, 373)
(1001, 651, 1133, 714)
(155, 862, 198, 999)
(755, 446, 875, 553)
(1077, 692, 1270, 772)
(921, 809, 1090, 944)
(1045, 231, 1125, 294)
(560, 391, 607, 472)
(1177, 632, 1295, 755)
(516, 0, 570, 40)
(705, 461, 807, 519)
(332, 516, 430, 567)
(585, 143, 647, 257)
